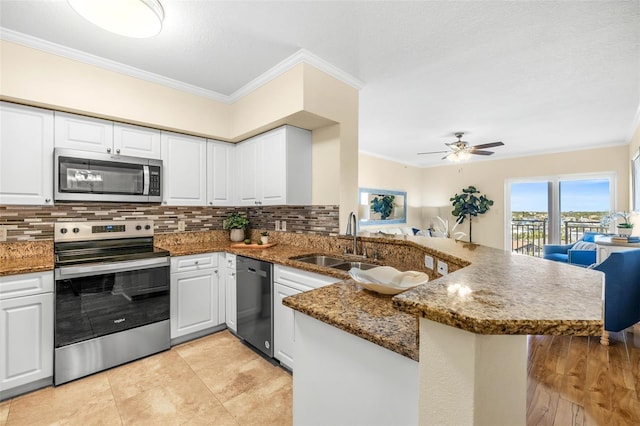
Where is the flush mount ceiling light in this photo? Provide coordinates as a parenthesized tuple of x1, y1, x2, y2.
(67, 0, 164, 38)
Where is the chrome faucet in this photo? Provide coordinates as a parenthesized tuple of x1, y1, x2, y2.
(346, 211, 358, 256)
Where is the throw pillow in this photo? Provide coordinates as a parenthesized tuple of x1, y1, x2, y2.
(572, 241, 596, 250)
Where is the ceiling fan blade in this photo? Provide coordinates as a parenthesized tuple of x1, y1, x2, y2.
(470, 141, 504, 150)
(441, 154, 451, 160)
(417, 150, 450, 155)
(469, 150, 495, 156)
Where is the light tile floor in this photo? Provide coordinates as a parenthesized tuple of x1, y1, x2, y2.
(0, 331, 292, 426)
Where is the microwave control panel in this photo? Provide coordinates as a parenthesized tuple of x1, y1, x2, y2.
(149, 166, 161, 196)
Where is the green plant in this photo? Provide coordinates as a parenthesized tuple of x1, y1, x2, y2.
(260, 231, 269, 236)
(223, 212, 249, 230)
(370, 195, 396, 220)
(602, 211, 634, 228)
(450, 186, 494, 243)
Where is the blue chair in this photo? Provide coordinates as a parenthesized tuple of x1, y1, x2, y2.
(593, 249, 640, 345)
(542, 231, 600, 267)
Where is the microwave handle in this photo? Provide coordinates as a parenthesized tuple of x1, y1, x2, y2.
(143, 165, 150, 195)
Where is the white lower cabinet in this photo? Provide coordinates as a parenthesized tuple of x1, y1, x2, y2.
(273, 265, 339, 370)
(0, 271, 54, 399)
(170, 253, 223, 341)
(224, 254, 237, 332)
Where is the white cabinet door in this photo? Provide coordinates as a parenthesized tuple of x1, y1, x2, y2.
(170, 268, 220, 339)
(0, 102, 54, 205)
(236, 138, 260, 206)
(206, 140, 235, 206)
(0, 292, 53, 391)
(235, 125, 311, 206)
(54, 111, 113, 153)
(113, 123, 161, 159)
(274, 282, 299, 370)
(260, 129, 287, 206)
(161, 131, 207, 205)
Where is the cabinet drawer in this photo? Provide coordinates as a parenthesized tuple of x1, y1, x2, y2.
(171, 253, 218, 272)
(225, 253, 236, 270)
(0, 271, 54, 300)
(274, 265, 339, 291)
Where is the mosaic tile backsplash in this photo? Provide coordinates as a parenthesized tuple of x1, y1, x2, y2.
(0, 204, 339, 241)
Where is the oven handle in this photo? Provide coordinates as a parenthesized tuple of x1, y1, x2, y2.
(55, 257, 170, 279)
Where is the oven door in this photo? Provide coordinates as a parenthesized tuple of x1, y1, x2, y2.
(54, 257, 170, 348)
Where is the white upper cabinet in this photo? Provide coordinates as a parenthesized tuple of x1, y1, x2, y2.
(54, 111, 160, 159)
(206, 140, 235, 206)
(237, 137, 260, 205)
(0, 102, 54, 205)
(113, 123, 161, 159)
(161, 131, 207, 205)
(236, 125, 311, 206)
(54, 111, 113, 153)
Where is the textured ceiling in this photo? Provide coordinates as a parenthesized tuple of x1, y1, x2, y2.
(1, 0, 639, 167)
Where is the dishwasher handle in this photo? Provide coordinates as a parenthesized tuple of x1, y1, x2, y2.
(246, 267, 268, 278)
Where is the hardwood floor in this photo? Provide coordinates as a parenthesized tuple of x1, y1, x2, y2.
(527, 324, 640, 425)
(1, 326, 639, 425)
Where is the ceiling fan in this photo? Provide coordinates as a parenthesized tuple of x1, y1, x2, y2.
(418, 133, 504, 161)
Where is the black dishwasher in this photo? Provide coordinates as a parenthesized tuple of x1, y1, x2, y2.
(236, 256, 274, 358)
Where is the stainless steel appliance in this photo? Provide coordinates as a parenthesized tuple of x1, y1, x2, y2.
(54, 148, 162, 203)
(236, 256, 273, 358)
(53, 220, 170, 385)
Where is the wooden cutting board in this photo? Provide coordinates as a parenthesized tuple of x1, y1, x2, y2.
(230, 242, 277, 249)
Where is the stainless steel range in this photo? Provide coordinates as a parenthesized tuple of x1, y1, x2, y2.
(53, 220, 170, 385)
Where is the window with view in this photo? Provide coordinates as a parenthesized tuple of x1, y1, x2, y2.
(507, 175, 614, 257)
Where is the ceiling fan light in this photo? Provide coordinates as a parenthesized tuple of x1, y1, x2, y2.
(67, 0, 164, 38)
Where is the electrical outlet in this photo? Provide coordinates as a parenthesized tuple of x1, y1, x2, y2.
(437, 260, 448, 275)
(281, 220, 287, 231)
(424, 255, 434, 269)
(0, 226, 7, 242)
(178, 220, 186, 232)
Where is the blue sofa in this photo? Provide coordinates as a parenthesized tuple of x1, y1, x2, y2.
(593, 249, 640, 344)
(542, 231, 600, 267)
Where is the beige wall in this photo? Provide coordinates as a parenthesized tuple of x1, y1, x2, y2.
(422, 145, 630, 249)
(1, 41, 360, 224)
(358, 153, 424, 229)
(0, 40, 232, 138)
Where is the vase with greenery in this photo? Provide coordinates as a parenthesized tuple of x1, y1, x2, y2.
(223, 212, 249, 242)
(602, 211, 634, 236)
(260, 231, 269, 244)
(450, 186, 494, 244)
(370, 195, 396, 220)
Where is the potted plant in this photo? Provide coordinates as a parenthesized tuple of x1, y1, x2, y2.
(602, 211, 634, 236)
(260, 231, 269, 244)
(450, 186, 494, 244)
(223, 212, 249, 242)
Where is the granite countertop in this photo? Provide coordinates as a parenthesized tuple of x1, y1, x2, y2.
(0, 241, 54, 277)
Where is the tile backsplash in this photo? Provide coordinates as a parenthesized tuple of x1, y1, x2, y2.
(0, 204, 339, 241)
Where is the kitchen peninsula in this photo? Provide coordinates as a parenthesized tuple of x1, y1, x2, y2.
(283, 234, 604, 426)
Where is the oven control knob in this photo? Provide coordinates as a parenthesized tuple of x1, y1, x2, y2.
(136, 225, 142, 230)
(145, 225, 151, 230)
(72, 227, 79, 233)
(60, 228, 68, 234)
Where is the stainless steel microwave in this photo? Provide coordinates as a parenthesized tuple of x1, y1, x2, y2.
(54, 148, 162, 203)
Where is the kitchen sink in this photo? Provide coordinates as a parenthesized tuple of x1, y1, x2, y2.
(292, 255, 346, 267)
(291, 255, 379, 271)
(331, 261, 379, 271)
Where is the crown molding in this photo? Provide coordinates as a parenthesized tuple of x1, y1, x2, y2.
(0, 28, 230, 102)
(1, 28, 364, 106)
(227, 48, 365, 103)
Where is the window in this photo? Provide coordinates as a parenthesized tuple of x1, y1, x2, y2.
(506, 173, 615, 256)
